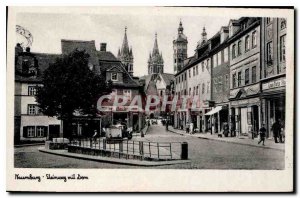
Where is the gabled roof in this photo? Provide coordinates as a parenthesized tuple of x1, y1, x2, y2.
(159, 73, 175, 86)
(61, 39, 99, 66)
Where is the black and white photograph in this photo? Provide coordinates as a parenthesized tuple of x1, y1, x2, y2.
(6, 6, 294, 192)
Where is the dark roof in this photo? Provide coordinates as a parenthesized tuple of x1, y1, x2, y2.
(61, 39, 99, 66)
(160, 73, 175, 86)
(96, 51, 119, 62)
(15, 52, 60, 83)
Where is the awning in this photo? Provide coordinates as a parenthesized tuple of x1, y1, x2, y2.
(205, 106, 222, 116)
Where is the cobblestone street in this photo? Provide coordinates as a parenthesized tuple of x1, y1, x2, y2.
(15, 124, 284, 169)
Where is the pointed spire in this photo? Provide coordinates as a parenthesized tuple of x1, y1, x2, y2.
(121, 26, 130, 55)
(152, 32, 159, 55)
(201, 26, 207, 43)
(178, 19, 184, 34)
(117, 48, 121, 58)
(129, 47, 133, 58)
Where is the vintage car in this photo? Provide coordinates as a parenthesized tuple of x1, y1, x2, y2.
(105, 124, 133, 143)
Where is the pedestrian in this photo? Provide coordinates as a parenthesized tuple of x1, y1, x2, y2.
(186, 121, 190, 133)
(271, 119, 281, 143)
(258, 124, 267, 146)
(92, 130, 98, 144)
(189, 122, 194, 134)
(223, 122, 229, 137)
(166, 119, 169, 131)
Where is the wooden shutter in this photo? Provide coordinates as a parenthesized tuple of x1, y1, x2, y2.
(44, 126, 48, 137)
(23, 126, 28, 138)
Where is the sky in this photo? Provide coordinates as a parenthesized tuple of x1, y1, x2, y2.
(16, 11, 234, 77)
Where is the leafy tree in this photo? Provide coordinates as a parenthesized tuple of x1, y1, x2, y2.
(36, 49, 111, 138)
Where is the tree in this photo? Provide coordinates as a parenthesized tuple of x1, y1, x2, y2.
(36, 49, 111, 138)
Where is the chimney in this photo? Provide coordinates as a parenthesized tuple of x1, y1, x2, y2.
(15, 43, 23, 55)
(100, 43, 107, 52)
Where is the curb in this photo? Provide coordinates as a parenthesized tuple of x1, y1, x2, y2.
(39, 148, 190, 166)
(168, 129, 284, 152)
(14, 143, 45, 148)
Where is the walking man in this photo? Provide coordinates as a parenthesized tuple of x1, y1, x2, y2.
(258, 124, 267, 146)
(271, 119, 281, 143)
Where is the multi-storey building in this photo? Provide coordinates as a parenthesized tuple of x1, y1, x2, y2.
(228, 17, 261, 137)
(14, 44, 61, 143)
(173, 20, 188, 74)
(260, 17, 286, 137)
(118, 27, 134, 76)
(208, 26, 230, 134)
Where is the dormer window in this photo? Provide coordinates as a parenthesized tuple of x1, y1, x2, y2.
(111, 73, 118, 81)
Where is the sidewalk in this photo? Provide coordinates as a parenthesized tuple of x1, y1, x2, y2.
(168, 126, 285, 151)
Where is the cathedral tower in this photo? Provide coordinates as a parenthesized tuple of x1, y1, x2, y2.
(118, 27, 134, 76)
(148, 33, 164, 75)
(173, 20, 188, 74)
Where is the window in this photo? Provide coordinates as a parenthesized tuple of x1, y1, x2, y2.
(193, 67, 195, 76)
(280, 18, 286, 30)
(245, 35, 250, 51)
(238, 71, 242, 87)
(28, 86, 37, 96)
(201, 62, 204, 72)
(245, 68, 249, 85)
(238, 40, 242, 56)
(202, 83, 205, 94)
(196, 65, 199, 75)
(266, 18, 273, 24)
(232, 44, 236, 59)
(27, 126, 35, 137)
(207, 82, 210, 93)
(36, 126, 45, 137)
(225, 74, 229, 90)
(280, 35, 286, 62)
(252, 66, 257, 83)
(224, 47, 228, 62)
(252, 31, 257, 48)
(123, 90, 131, 100)
(111, 73, 118, 81)
(189, 88, 191, 95)
(189, 69, 191, 78)
(218, 76, 222, 91)
(267, 42, 273, 64)
(196, 86, 199, 95)
(218, 51, 222, 65)
(232, 73, 237, 88)
(207, 59, 210, 68)
(28, 104, 37, 115)
(193, 87, 195, 95)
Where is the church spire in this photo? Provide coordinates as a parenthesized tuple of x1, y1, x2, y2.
(201, 26, 207, 43)
(152, 32, 159, 55)
(121, 26, 130, 55)
(178, 19, 184, 34)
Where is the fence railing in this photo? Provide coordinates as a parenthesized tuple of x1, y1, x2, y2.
(69, 137, 187, 160)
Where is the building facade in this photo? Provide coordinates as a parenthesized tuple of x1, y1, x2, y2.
(118, 27, 134, 76)
(173, 21, 188, 74)
(14, 44, 61, 143)
(260, 17, 286, 137)
(228, 17, 261, 137)
(148, 33, 164, 75)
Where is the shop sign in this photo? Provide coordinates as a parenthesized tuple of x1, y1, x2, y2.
(262, 78, 286, 90)
(230, 98, 260, 106)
